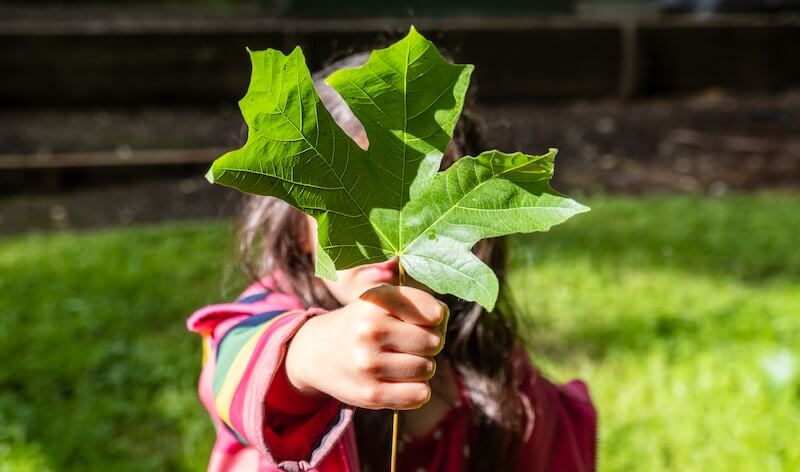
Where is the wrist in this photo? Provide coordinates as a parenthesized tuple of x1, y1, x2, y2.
(285, 315, 324, 397)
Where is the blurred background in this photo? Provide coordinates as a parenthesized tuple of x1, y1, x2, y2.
(1, 0, 799, 470)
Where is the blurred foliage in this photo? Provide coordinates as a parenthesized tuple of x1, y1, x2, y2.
(0, 193, 798, 471)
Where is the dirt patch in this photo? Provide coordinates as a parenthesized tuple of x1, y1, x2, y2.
(1, 91, 798, 234)
(480, 90, 800, 194)
(0, 178, 240, 236)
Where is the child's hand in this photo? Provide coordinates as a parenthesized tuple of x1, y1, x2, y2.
(285, 284, 448, 410)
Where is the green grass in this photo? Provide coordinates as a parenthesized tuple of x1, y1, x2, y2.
(1, 193, 799, 471)
(0, 223, 240, 472)
(510, 193, 800, 471)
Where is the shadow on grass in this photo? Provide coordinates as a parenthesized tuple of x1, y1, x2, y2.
(512, 193, 800, 282)
(509, 193, 800, 362)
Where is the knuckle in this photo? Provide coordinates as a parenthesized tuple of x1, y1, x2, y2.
(353, 319, 385, 344)
(353, 321, 372, 342)
(357, 296, 380, 313)
(353, 348, 379, 375)
(360, 384, 383, 407)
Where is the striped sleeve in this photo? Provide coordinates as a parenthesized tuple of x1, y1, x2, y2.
(193, 301, 354, 471)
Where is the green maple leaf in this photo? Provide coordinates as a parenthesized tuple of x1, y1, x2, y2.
(206, 26, 589, 310)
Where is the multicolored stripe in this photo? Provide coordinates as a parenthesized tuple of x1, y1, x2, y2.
(188, 278, 360, 471)
(212, 309, 303, 432)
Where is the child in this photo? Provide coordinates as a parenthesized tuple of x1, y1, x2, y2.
(187, 53, 597, 472)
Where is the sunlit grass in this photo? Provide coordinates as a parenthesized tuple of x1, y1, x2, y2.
(0, 223, 239, 471)
(1, 193, 798, 471)
(510, 194, 800, 471)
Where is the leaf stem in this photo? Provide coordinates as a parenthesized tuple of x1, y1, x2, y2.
(398, 261, 406, 286)
(390, 410, 399, 472)
(391, 261, 406, 472)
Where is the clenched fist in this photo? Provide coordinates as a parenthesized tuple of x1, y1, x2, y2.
(285, 284, 448, 410)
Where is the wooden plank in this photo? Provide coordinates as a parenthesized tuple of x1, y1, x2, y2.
(0, 147, 226, 170)
(0, 16, 617, 36)
(0, 22, 620, 105)
(636, 18, 800, 93)
(0, 16, 798, 105)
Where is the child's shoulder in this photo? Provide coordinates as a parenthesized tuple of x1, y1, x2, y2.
(186, 273, 305, 337)
(513, 348, 597, 471)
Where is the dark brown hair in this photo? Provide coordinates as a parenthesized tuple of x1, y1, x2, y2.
(236, 52, 524, 471)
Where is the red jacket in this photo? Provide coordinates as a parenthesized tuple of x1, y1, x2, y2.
(187, 275, 597, 471)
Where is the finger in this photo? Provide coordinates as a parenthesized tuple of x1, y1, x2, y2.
(360, 381, 431, 410)
(373, 352, 436, 382)
(381, 319, 443, 356)
(360, 284, 447, 327)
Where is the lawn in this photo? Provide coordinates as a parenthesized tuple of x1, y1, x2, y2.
(1, 193, 798, 471)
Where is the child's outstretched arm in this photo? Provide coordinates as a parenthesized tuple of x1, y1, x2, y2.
(187, 283, 446, 471)
(188, 289, 353, 471)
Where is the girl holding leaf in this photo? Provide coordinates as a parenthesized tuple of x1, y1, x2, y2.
(188, 30, 596, 472)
